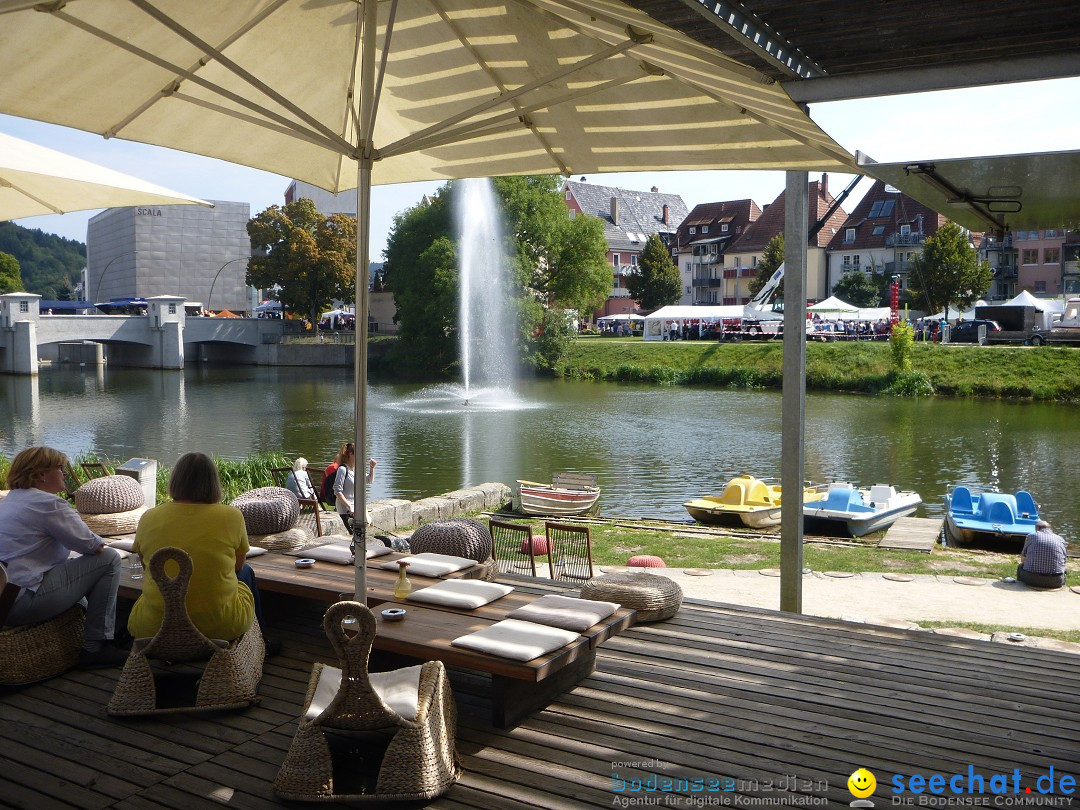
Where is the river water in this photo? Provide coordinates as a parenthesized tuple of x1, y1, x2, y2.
(2, 365, 1078, 540)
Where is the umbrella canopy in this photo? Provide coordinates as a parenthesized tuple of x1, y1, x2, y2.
(0, 131, 210, 221)
(0, 0, 856, 596)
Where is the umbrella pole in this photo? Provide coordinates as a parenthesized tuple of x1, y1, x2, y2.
(353, 157, 371, 602)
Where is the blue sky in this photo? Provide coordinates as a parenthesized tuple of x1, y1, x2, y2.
(3, 76, 1077, 259)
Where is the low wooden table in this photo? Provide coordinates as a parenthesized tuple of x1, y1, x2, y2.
(370, 601, 598, 727)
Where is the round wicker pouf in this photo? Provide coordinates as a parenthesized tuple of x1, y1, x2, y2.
(409, 518, 493, 562)
(627, 554, 666, 568)
(0, 605, 85, 685)
(74, 475, 145, 515)
(79, 505, 149, 537)
(231, 487, 300, 536)
(580, 572, 683, 622)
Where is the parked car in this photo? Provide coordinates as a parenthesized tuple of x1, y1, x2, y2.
(949, 319, 1001, 343)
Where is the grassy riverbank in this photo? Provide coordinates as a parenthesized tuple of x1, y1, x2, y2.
(554, 337, 1080, 400)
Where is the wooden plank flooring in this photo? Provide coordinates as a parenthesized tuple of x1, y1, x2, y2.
(2, 586, 1077, 809)
(878, 516, 943, 551)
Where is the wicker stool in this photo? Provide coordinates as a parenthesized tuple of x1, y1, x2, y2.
(0, 605, 85, 685)
(580, 572, 683, 622)
(232, 487, 300, 536)
(79, 505, 148, 537)
(627, 554, 666, 568)
(74, 475, 145, 514)
(409, 519, 497, 581)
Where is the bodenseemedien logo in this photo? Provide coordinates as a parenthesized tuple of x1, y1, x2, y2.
(848, 768, 876, 808)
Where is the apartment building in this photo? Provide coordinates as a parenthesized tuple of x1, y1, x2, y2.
(825, 180, 947, 298)
(724, 175, 848, 304)
(672, 200, 761, 305)
(562, 180, 688, 317)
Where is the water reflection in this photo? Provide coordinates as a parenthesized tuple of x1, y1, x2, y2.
(0, 366, 1077, 540)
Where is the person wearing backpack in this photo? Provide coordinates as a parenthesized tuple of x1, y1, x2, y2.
(319, 442, 351, 508)
(333, 443, 376, 533)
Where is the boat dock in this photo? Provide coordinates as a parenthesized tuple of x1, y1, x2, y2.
(877, 516, 943, 552)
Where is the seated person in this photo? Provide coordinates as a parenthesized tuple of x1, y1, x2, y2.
(0, 446, 126, 668)
(129, 452, 278, 654)
(1016, 520, 1067, 589)
(285, 457, 316, 500)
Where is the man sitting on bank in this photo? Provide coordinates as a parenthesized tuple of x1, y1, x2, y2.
(1017, 520, 1067, 589)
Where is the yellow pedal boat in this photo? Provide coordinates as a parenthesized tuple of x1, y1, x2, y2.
(684, 475, 819, 529)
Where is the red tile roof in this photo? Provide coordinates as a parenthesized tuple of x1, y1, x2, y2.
(826, 179, 949, 252)
(728, 177, 847, 252)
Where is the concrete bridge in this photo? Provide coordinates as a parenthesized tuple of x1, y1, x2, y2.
(0, 293, 286, 375)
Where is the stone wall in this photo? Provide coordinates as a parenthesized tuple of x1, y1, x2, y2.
(368, 481, 510, 531)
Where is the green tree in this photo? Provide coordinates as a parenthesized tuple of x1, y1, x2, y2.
(0, 252, 23, 294)
(832, 270, 880, 307)
(907, 223, 992, 316)
(625, 234, 680, 311)
(747, 233, 784, 298)
(246, 198, 356, 327)
(0, 223, 83, 295)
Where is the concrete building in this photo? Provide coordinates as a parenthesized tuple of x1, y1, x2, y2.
(284, 180, 356, 216)
(725, 175, 848, 303)
(825, 180, 947, 299)
(562, 180, 688, 317)
(673, 199, 761, 305)
(86, 200, 254, 314)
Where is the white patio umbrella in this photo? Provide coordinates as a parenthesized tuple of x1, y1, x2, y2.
(0, 131, 210, 221)
(0, 0, 856, 596)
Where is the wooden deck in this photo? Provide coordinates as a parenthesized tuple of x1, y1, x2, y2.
(878, 516, 943, 552)
(2, 583, 1078, 809)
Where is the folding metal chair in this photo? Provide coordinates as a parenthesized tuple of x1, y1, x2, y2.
(544, 521, 595, 581)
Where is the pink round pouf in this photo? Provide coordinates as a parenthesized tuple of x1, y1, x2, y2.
(627, 555, 666, 568)
(520, 535, 550, 556)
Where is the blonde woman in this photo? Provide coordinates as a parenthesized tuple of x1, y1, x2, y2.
(285, 457, 316, 500)
(0, 446, 126, 668)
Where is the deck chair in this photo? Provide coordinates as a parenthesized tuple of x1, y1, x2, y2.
(271, 466, 324, 537)
(107, 547, 264, 715)
(545, 521, 595, 581)
(274, 601, 460, 802)
(489, 519, 542, 577)
(80, 462, 110, 480)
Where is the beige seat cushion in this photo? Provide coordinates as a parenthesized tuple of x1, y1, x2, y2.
(451, 619, 579, 662)
(406, 579, 513, 609)
(506, 593, 619, 632)
(305, 663, 423, 722)
(378, 552, 474, 577)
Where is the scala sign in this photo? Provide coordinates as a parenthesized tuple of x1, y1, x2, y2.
(136, 208, 163, 216)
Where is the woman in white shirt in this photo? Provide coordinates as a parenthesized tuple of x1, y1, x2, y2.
(332, 444, 376, 533)
(0, 446, 125, 668)
(285, 457, 316, 500)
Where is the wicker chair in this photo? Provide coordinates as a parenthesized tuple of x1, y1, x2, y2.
(408, 518, 497, 581)
(274, 601, 460, 802)
(107, 547, 264, 715)
(0, 563, 85, 685)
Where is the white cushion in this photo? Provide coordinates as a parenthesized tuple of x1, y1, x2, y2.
(108, 537, 136, 552)
(245, 546, 267, 558)
(406, 579, 513, 609)
(364, 543, 392, 559)
(451, 619, 579, 662)
(299, 544, 354, 564)
(506, 594, 620, 632)
(378, 552, 474, 577)
(305, 663, 423, 722)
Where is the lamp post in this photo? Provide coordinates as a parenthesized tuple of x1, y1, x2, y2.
(206, 257, 250, 313)
(93, 251, 137, 304)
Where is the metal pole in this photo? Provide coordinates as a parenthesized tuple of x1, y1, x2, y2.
(353, 0, 377, 602)
(780, 170, 809, 614)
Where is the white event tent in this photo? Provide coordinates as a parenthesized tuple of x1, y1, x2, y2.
(642, 305, 744, 340)
(807, 295, 857, 314)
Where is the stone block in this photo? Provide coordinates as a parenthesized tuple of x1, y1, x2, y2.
(411, 498, 442, 524)
(443, 487, 487, 513)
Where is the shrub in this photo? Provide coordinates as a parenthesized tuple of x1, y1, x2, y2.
(890, 321, 915, 372)
(885, 371, 934, 397)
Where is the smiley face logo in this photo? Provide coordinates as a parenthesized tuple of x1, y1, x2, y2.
(848, 768, 876, 798)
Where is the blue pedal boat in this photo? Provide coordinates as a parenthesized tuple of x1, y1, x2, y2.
(803, 483, 922, 537)
(944, 486, 1038, 545)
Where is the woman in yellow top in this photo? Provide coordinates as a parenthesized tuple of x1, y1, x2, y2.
(128, 452, 265, 646)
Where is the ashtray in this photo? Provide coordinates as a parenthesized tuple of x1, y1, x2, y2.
(294, 558, 316, 569)
(1007, 632, 1027, 642)
(381, 608, 407, 622)
(1002, 576, 1016, 583)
